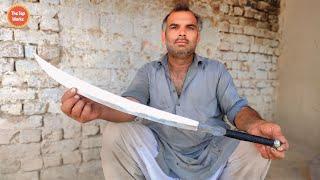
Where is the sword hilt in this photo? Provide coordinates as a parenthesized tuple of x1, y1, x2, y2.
(225, 129, 282, 149)
(198, 124, 282, 149)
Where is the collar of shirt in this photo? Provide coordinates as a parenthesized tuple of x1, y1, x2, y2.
(156, 53, 205, 70)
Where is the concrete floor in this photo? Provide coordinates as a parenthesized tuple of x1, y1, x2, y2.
(266, 140, 318, 180)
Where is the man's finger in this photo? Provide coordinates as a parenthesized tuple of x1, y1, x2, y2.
(265, 146, 272, 159)
(277, 137, 289, 152)
(61, 95, 80, 115)
(271, 148, 285, 159)
(269, 125, 289, 151)
(82, 97, 93, 103)
(256, 144, 269, 159)
(277, 142, 289, 152)
(261, 147, 269, 159)
(71, 99, 86, 119)
(267, 146, 281, 160)
(80, 103, 93, 121)
(61, 88, 77, 103)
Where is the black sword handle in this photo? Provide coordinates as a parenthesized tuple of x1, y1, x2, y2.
(225, 129, 281, 148)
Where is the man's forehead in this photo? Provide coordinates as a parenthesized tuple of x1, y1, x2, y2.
(167, 11, 197, 25)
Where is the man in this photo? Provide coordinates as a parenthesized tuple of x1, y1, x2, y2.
(60, 3, 289, 180)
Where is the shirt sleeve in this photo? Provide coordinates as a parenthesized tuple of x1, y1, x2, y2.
(216, 63, 248, 125)
(121, 64, 150, 105)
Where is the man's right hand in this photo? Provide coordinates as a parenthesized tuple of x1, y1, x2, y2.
(60, 88, 102, 123)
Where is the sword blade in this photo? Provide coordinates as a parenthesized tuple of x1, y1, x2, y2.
(34, 54, 200, 131)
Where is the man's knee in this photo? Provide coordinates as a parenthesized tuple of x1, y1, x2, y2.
(230, 141, 266, 161)
(220, 141, 271, 180)
(101, 122, 127, 151)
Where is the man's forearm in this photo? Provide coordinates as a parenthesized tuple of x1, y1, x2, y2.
(234, 106, 265, 132)
(98, 97, 138, 123)
(99, 106, 136, 122)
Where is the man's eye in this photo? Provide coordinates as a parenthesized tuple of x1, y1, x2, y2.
(170, 26, 177, 29)
(188, 26, 196, 30)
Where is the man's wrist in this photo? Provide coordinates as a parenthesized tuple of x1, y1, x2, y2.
(97, 104, 109, 120)
(234, 106, 265, 132)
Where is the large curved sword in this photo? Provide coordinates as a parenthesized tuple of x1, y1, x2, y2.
(34, 54, 281, 148)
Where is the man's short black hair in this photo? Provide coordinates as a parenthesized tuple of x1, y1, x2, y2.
(161, 2, 203, 31)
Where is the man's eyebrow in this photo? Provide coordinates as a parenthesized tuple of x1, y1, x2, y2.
(168, 23, 197, 27)
(168, 23, 179, 27)
(186, 24, 197, 28)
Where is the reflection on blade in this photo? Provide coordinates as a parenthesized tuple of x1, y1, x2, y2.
(33, 53, 199, 131)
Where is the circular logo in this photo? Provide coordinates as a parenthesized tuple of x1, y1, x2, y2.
(7, 4, 30, 28)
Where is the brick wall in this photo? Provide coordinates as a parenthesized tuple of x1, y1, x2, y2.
(0, 0, 280, 179)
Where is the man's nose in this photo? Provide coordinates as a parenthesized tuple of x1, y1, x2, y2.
(178, 28, 186, 37)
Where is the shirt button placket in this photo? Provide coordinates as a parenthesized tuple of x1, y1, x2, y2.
(176, 101, 181, 114)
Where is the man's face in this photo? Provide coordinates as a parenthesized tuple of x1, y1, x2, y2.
(162, 11, 200, 59)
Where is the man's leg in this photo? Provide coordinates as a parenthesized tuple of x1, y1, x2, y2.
(219, 141, 271, 180)
(100, 122, 145, 180)
(100, 122, 173, 180)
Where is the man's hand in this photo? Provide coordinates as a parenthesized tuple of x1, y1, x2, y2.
(60, 88, 103, 123)
(235, 106, 289, 160)
(247, 121, 289, 160)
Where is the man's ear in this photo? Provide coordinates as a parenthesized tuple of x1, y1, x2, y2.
(197, 32, 201, 43)
(161, 31, 166, 47)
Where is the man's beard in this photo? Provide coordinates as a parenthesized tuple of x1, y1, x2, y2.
(166, 39, 196, 59)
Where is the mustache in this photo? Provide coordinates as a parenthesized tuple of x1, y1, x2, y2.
(175, 38, 189, 43)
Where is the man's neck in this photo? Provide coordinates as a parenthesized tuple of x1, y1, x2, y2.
(167, 53, 194, 73)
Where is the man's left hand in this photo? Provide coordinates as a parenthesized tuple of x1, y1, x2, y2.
(247, 121, 289, 160)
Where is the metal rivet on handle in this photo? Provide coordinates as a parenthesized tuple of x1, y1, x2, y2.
(274, 139, 281, 149)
